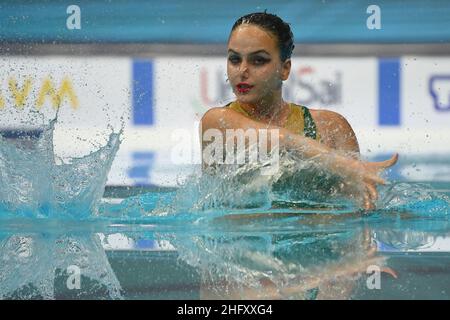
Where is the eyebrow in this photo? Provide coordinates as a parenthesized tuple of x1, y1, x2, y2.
(228, 49, 271, 56)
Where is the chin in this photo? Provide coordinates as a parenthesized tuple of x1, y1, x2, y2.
(235, 93, 258, 104)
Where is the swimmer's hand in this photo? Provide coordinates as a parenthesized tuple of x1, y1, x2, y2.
(334, 153, 399, 211)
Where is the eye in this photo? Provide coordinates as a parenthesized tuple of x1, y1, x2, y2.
(228, 55, 241, 64)
(252, 56, 270, 65)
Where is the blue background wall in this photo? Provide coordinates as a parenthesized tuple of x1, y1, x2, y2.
(1, 0, 450, 43)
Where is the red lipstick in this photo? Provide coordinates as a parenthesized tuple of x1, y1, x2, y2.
(236, 82, 254, 93)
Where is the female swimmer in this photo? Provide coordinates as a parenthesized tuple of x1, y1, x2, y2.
(200, 12, 398, 210)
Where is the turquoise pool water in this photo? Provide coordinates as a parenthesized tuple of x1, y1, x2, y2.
(1, 124, 450, 300)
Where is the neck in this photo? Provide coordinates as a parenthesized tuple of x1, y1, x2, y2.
(239, 93, 287, 122)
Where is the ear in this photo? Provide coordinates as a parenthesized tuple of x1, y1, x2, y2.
(280, 59, 291, 81)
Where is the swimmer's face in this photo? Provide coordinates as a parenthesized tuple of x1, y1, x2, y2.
(227, 24, 291, 105)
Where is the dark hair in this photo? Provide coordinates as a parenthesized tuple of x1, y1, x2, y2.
(230, 11, 295, 62)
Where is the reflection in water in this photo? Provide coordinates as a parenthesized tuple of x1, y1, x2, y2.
(0, 232, 122, 299)
(1, 197, 450, 299)
(169, 221, 382, 299)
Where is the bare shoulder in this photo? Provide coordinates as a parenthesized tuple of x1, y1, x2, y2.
(201, 106, 227, 121)
(200, 106, 228, 127)
(309, 108, 359, 154)
(309, 109, 353, 128)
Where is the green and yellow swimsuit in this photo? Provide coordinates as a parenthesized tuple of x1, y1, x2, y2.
(226, 101, 319, 141)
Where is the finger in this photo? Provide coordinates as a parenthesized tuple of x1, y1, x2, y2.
(363, 192, 374, 211)
(381, 267, 398, 279)
(378, 153, 399, 169)
(366, 183, 378, 203)
(366, 198, 375, 211)
(362, 192, 369, 210)
(366, 189, 377, 211)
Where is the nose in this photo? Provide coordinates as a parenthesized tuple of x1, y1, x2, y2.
(239, 60, 249, 78)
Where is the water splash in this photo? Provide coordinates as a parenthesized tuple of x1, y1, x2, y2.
(130, 153, 357, 218)
(0, 116, 123, 299)
(0, 118, 122, 219)
(379, 182, 450, 216)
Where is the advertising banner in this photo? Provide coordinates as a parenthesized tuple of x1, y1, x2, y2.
(1, 55, 449, 186)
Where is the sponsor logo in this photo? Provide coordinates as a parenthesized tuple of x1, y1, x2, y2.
(284, 66, 342, 106)
(429, 75, 450, 111)
(190, 67, 233, 116)
(0, 76, 78, 110)
(191, 65, 343, 116)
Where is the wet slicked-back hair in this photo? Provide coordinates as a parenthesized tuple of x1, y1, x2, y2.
(230, 12, 295, 62)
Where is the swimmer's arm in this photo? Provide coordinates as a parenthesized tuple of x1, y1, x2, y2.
(200, 107, 397, 187)
(314, 110, 382, 209)
(313, 110, 360, 158)
(200, 107, 332, 165)
(330, 113, 360, 156)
